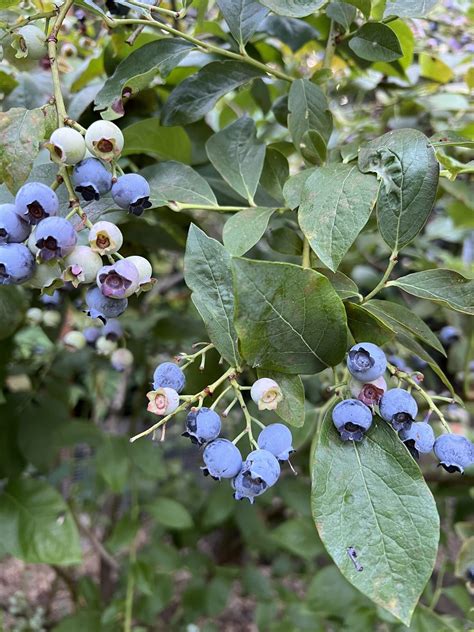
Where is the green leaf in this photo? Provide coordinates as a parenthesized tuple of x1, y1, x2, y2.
(259, 0, 325, 17)
(345, 302, 395, 345)
(311, 410, 439, 626)
(288, 79, 332, 163)
(344, 0, 371, 17)
(298, 164, 379, 271)
(223, 207, 275, 256)
(161, 61, 263, 126)
(201, 484, 235, 528)
(233, 259, 347, 374)
(358, 129, 439, 251)
(0, 105, 56, 193)
(271, 518, 323, 558)
(0, 286, 26, 340)
(95, 437, 131, 493)
(148, 497, 193, 530)
(257, 369, 305, 427)
(143, 161, 217, 206)
(260, 148, 289, 204)
(283, 168, 317, 209)
(260, 16, 319, 51)
(216, 0, 269, 46)
(430, 131, 474, 149)
(316, 269, 361, 301)
(0, 479, 82, 565)
(364, 299, 446, 356)
(387, 269, 474, 316)
(122, 120, 192, 164)
(455, 536, 474, 578)
(383, 0, 438, 18)
(327, 2, 357, 31)
(349, 23, 403, 62)
(419, 52, 453, 83)
(206, 117, 266, 204)
(184, 225, 242, 367)
(94, 39, 194, 119)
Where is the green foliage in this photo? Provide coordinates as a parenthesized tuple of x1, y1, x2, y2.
(0, 0, 472, 629)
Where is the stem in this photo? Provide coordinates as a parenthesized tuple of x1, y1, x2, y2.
(387, 363, 451, 432)
(47, 1, 73, 128)
(178, 342, 214, 369)
(323, 20, 337, 70)
(4, 10, 56, 35)
(231, 378, 258, 449)
(130, 366, 238, 442)
(210, 384, 233, 410)
(362, 250, 398, 303)
(106, 17, 293, 82)
(302, 237, 311, 269)
(174, 202, 254, 212)
(127, 0, 183, 19)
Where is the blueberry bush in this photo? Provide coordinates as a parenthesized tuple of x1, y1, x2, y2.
(0, 0, 473, 630)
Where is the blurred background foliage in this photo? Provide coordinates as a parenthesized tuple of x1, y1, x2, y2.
(0, 0, 473, 630)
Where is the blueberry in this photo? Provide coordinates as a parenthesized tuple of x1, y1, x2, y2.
(15, 182, 59, 225)
(48, 127, 86, 165)
(257, 423, 294, 460)
(399, 422, 435, 459)
(35, 217, 77, 261)
(466, 566, 474, 583)
(102, 318, 123, 341)
(232, 449, 280, 503)
(83, 326, 101, 346)
(350, 376, 387, 407)
(0, 243, 36, 285)
(332, 399, 373, 441)
(379, 388, 417, 432)
(40, 290, 61, 307)
(12, 25, 46, 60)
(72, 158, 113, 201)
(439, 325, 461, 346)
(88, 221, 123, 255)
(85, 285, 128, 322)
(125, 255, 153, 291)
(85, 120, 124, 162)
(183, 407, 221, 445)
(387, 355, 411, 372)
(433, 434, 474, 474)
(347, 342, 387, 381)
(63, 245, 103, 286)
(250, 378, 282, 411)
(153, 362, 185, 393)
(96, 259, 139, 299)
(63, 330, 86, 351)
(111, 174, 152, 216)
(111, 348, 134, 372)
(147, 387, 180, 416)
(202, 439, 243, 479)
(0, 203, 30, 243)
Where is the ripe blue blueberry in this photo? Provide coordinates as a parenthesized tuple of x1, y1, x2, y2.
(202, 439, 243, 480)
(111, 174, 152, 216)
(379, 388, 417, 432)
(40, 289, 61, 307)
(83, 326, 101, 346)
(232, 449, 280, 503)
(97, 259, 139, 299)
(257, 423, 294, 460)
(35, 217, 77, 261)
(153, 362, 185, 393)
(85, 286, 128, 322)
(399, 422, 435, 459)
(183, 407, 221, 445)
(72, 158, 113, 201)
(103, 318, 123, 341)
(15, 182, 59, 225)
(0, 243, 36, 285)
(439, 325, 460, 346)
(332, 399, 373, 441)
(434, 434, 474, 474)
(347, 342, 387, 382)
(0, 204, 31, 243)
(388, 355, 411, 373)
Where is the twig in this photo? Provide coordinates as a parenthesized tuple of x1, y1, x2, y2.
(362, 250, 399, 303)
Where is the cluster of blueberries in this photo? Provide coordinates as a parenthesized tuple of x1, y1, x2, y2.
(333, 342, 474, 474)
(147, 363, 294, 503)
(0, 119, 153, 323)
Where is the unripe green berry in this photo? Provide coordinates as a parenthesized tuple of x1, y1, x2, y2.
(85, 120, 124, 162)
(63, 245, 102, 287)
(47, 127, 86, 165)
